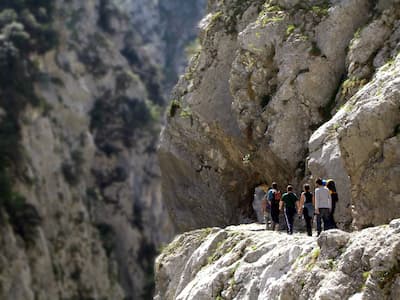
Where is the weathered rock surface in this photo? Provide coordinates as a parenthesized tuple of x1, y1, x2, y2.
(0, 0, 205, 299)
(309, 47, 400, 230)
(308, 5, 400, 230)
(155, 220, 400, 300)
(159, 0, 400, 232)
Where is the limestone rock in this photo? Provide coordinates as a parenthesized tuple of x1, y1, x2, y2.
(159, 0, 400, 232)
(0, 0, 206, 299)
(309, 53, 400, 229)
(155, 221, 400, 300)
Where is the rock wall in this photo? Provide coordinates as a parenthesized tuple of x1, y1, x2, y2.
(159, 0, 400, 232)
(155, 220, 400, 300)
(0, 0, 205, 299)
(308, 4, 400, 229)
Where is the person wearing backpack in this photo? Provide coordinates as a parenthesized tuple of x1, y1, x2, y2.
(298, 183, 314, 236)
(267, 182, 281, 231)
(314, 178, 332, 236)
(260, 188, 271, 230)
(279, 185, 299, 235)
(326, 179, 338, 228)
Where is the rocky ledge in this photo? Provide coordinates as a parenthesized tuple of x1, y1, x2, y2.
(155, 220, 400, 300)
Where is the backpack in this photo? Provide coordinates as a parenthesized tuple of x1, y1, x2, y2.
(274, 190, 281, 201)
(267, 189, 275, 201)
(268, 189, 281, 203)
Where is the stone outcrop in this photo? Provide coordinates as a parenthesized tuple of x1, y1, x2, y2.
(0, 0, 205, 299)
(155, 220, 400, 300)
(159, 0, 400, 232)
(308, 5, 400, 230)
(309, 53, 400, 230)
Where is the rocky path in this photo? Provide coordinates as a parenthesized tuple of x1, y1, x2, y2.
(155, 220, 400, 300)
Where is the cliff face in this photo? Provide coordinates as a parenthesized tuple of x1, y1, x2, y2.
(155, 220, 400, 300)
(0, 0, 205, 299)
(159, 0, 400, 232)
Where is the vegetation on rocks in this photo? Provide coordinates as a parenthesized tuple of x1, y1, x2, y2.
(156, 222, 400, 300)
(0, 0, 207, 299)
(90, 94, 156, 154)
(159, 0, 400, 234)
(0, 0, 57, 243)
(168, 99, 181, 118)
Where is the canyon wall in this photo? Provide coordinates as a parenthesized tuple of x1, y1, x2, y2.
(159, 0, 400, 232)
(0, 0, 205, 299)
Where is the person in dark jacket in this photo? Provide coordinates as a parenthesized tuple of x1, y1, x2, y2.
(280, 185, 299, 235)
(298, 184, 314, 236)
(267, 182, 281, 231)
(326, 179, 338, 229)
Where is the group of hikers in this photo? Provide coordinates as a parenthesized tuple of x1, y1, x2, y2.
(257, 178, 338, 236)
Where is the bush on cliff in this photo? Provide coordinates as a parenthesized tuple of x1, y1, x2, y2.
(0, 0, 57, 243)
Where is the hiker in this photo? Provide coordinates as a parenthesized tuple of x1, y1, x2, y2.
(279, 185, 299, 235)
(326, 179, 338, 228)
(253, 184, 267, 224)
(314, 178, 332, 236)
(267, 182, 281, 231)
(260, 186, 271, 230)
(298, 183, 314, 236)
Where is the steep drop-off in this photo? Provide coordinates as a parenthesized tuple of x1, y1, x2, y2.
(0, 0, 205, 299)
(159, 0, 400, 232)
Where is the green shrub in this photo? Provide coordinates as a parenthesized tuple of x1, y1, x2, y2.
(71, 149, 84, 169)
(311, 5, 329, 17)
(179, 107, 192, 118)
(185, 38, 201, 60)
(354, 27, 362, 39)
(146, 100, 162, 122)
(265, 5, 282, 12)
(377, 265, 400, 289)
(96, 223, 116, 257)
(6, 195, 41, 244)
(91, 96, 152, 132)
(61, 162, 80, 186)
(5, 23, 31, 50)
(60, 149, 85, 185)
(97, 0, 122, 33)
(168, 99, 181, 118)
(0, 173, 41, 244)
(286, 24, 296, 36)
(0, 1, 58, 54)
(0, 1, 56, 246)
(0, 9, 18, 27)
(90, 95, 155, 153)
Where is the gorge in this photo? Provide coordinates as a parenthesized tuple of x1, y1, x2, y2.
(156, 0, 400, 299)
(159, 0, 400, 232)
(0, 0, 205, 299)
(1, 0, 400, 299)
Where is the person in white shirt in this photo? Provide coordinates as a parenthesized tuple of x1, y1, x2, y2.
(314, 178, 332, 236)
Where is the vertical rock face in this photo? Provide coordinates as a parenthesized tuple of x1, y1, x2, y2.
(159, 0, 400, 232)
(308, 3, 400, 229)
(0, 0, 205, 299)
